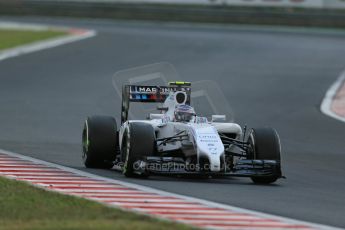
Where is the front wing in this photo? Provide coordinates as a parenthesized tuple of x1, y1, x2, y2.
(127, 157, 282, 178)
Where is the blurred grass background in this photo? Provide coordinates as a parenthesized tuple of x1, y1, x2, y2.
(0, 29, 66, 50)
(0, 177, 193, 230)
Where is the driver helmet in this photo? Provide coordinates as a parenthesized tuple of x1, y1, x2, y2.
(174, 104, 196, 122)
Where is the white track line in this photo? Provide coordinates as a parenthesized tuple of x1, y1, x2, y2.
(0, 149, 341, 230)
(35, 183, 124, 188)
(24, 180, 108, 184)
(0, 21, 96, 62)
(98, 199, 197, 203)
(156, 215, 270, 220)
(67, 193, 162, 197)
(53, 189, 142, 193)
(135, 208, 250, 214)
(321, 70, 345, 123)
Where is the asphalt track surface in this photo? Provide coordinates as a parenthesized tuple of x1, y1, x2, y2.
(0, 16, 345, 228)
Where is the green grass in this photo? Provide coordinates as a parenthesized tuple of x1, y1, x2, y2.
(0, 177, 193, 230)
(0, 29, 67, 50)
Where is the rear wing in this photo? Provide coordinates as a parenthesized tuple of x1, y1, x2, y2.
(121, 82, 191, 123)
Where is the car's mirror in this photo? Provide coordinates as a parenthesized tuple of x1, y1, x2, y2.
(150, 113, 165, 120)
(212, 115, 226, 122)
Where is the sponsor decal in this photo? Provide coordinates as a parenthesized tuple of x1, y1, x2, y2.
(130, 86, 190, 95)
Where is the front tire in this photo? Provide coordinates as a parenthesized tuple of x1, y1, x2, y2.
(248, 127, 282, 184)
(122, 122, 156, 177)
(82, 116, 117, 169)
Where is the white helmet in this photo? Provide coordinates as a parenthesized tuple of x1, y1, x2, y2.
(174, 104, 196, 122)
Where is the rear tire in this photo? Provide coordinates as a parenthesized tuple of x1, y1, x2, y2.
(122, 122, 156, 177)
(248, 127, 281, 184)
(82, 116, 117, 169)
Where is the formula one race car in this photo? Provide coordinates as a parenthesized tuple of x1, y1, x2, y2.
(82, 79, 283, 184)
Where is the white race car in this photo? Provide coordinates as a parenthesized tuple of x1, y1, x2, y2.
(82, 80, 283, 184)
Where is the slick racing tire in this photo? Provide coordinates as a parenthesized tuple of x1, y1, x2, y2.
(82, 116, 117, 169)
(122, 122, 156, 178)
(248, 127, 281, 184)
